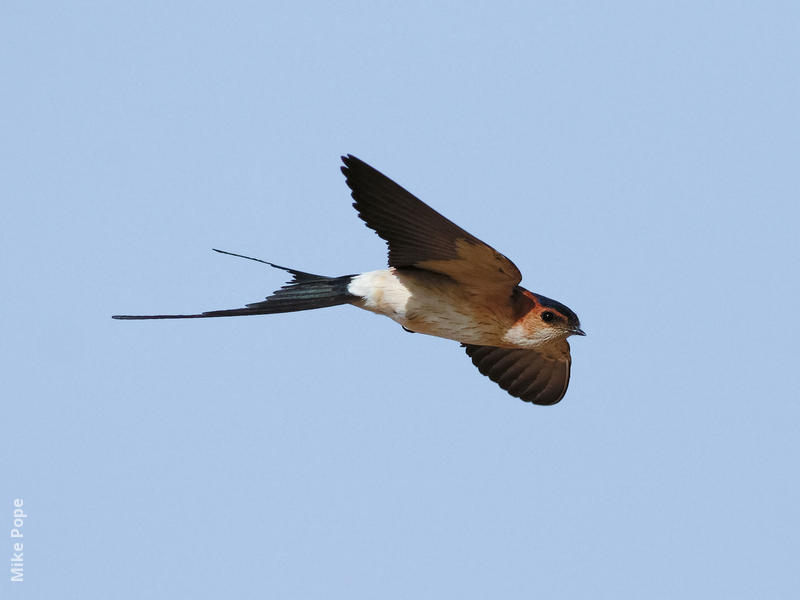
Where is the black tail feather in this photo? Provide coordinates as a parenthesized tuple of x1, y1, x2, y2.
(211, 249, 324, 283)
(112, 250, 355, 320)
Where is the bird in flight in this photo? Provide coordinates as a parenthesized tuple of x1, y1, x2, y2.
(114, 155, 584, 405)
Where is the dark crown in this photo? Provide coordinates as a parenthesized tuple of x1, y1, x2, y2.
(531, 293, 581, 329)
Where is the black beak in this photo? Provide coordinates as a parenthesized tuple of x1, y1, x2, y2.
(570, 327, 586, 336)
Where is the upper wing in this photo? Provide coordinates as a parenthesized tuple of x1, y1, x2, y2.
(341, 155, 522, 293)
(463, 340, 572, 405)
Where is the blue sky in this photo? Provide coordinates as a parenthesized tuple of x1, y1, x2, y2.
(3, 2, 799, 598)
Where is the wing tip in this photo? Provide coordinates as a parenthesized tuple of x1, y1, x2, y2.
(340, 154, 357, 176)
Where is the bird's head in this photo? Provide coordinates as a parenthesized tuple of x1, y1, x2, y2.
(505, 290, 585, 347)
(531, 292, 585, 337)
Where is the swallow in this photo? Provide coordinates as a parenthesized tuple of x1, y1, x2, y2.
(114, 155, 585, 405)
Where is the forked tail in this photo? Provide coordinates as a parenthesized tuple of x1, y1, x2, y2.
(112, 249, 356, 320)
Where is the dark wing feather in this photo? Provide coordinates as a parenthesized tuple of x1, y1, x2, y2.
(463, 341, 572, 405)
(341, 155, 521, 293)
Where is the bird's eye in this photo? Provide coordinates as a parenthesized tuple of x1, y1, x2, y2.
(541, 311, 555, 323)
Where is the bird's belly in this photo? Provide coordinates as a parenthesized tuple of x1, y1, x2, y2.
(347, 269, 510, 346)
